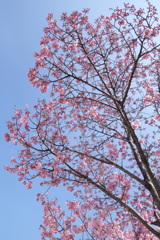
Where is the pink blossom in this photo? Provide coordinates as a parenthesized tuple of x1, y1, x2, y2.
(26, 181, 32, 189)
(71, 40, 78, 52)
(52, 41, 61, 50)
(131, 120, 140, 129)
(40, 36, 49, 45)
(66, 200, 80, 210)
(11, 157, 16, 165)
(36, 162, 43, 170)
(61, 230, 74, 239)
(144, 95, 153, 105)
(144, 28, 153, 38)
(67, 186, 74, 192)
(4, 133, 10, 142)
(154, 150, 160, 157)
(107, 181, 116, 191)
(139, 139, 145, 144)
(118, 19, 126, 25)
(40, 47, 50, 57)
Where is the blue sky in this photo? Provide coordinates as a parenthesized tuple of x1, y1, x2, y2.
(1, 0, 160, 239)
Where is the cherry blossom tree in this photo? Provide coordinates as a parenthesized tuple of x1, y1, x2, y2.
(5, 1, 160, 239)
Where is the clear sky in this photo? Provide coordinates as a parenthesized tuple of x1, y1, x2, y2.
(1, 0, 160, 239)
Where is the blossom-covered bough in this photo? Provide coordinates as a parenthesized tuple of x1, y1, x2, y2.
(5, 1, 160, 239)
